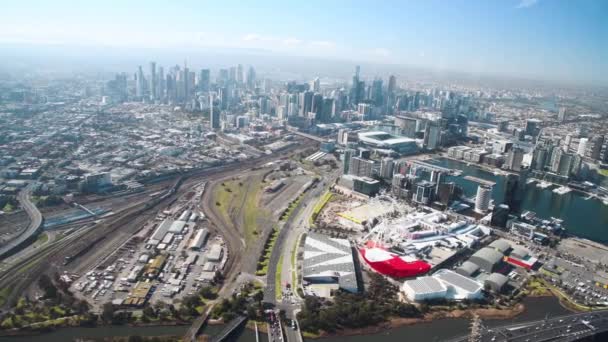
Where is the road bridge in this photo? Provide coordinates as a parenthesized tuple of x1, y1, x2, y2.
(286, 126, 327, 143)
(183, 305, 213, 342)
(0, 184, 44, 259)
(210, 315, 248, 342)
(444, 309, 608, 342)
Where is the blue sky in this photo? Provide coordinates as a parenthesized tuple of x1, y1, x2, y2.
(1, 0, 606, 85)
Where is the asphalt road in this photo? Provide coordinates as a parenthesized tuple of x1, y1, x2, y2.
(0, 184, 43, 259)
(445, 310, 608, 342)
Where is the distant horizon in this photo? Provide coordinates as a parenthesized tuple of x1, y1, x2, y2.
(0, 43, 606, 91)
(1, 0, 607, 87)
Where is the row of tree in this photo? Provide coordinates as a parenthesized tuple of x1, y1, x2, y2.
(297, 273, 421, 333)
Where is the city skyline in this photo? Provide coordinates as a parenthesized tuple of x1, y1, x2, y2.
(0, 0, 607, 86)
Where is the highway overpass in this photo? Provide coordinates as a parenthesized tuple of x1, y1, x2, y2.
(0, 184, 43, 259)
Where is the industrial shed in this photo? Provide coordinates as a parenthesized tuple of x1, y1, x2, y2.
(510, 245, 529, 259)
(484, 273, 509, 293)
(455, 261, 480, 277)
(469, 247, 504, 273)
(488, 239, 512, 254)
(302, 233, 358, 297)
(402, 276, 448, 301)
(433, 269, 483, 300)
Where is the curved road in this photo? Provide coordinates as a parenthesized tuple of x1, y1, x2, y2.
(0, 184, 43, 259)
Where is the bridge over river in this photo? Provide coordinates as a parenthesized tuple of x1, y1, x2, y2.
(445, 309, 608, 342)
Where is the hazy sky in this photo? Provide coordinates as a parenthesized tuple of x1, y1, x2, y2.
(1, 0, 607, 85)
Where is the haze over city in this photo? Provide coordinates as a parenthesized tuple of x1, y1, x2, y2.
(1, 1, 608, 342)
(1, 0, 607, 85)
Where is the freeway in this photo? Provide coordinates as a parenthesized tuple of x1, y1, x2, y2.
(445, 310, 608, 342)
(0, 184, 44, 259)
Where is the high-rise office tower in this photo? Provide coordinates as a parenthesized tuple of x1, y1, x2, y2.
(218, 69, 229, 85)
(219, 87, 228, 110)
(158, 66, 164, 101)
(558, 107, 567, 122)
(342, 148, 355, 174)
(506, 148, 524, 171)
(237, 64, 244, 84)
(311, 93, 324, 120)
(321, 98, 333, 123)
(246, 66, 256, 89)
(210, 94, 220, 129)
(577, 138, 588, 157)
(199, 69, 210, 92)
(475, 185, 492, 213)
(380, 158, 395, 179)
(149, 62, 156, 101)
(183, 63, 190, 102)
(229, 66, 237, 83)
(387, 75, 396, 95)
(371, 78, 383, 107)
(136, 66, 145, 99)
(349, 157, 374, 178)
(588, 135, 604, 160)
(311, 77, 320, 92)
(299, 91, 313, 117)
(423, 121, 441, 150)
(557, 153, 574, 177)
(350, 66, 361, 106)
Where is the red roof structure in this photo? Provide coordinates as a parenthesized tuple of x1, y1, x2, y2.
(359, 247, 431, 278)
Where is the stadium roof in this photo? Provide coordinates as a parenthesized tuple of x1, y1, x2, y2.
(303, 233, 357, 291)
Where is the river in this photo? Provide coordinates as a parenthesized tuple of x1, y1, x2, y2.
(0, 297, 569, 341)
(427, 158, 608, 243)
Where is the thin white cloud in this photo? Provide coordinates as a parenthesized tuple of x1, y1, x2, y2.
(516, 0, 539, 9)
(282, 37, 302, 46)
(371, 48, 391, 57)
(310, 40, 336, 48)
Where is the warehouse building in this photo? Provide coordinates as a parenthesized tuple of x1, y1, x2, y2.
(455, 261, 480, 278)
(484, 273, 509, 293)
(302, 233, 359, 298)
(188, 229, 209, 250)
(469, 247, 504, 273)
(488, 239, 512, 254)
(402, 276, 448, 301)
(403, 269, 483, 301)
(433, 270, 483, 300)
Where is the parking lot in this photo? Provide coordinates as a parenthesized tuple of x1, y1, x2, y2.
(69, 184, 228, 311)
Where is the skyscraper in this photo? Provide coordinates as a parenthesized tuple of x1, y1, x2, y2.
(311, 77, 320, 92)
(246, 66, 256, 89)
(349, 157, 374, 177)
(299, 91, 313, 117)
(577, 138, 588, 157)
(199, 69, 210, 92)
(149, 62, 156, 101)
(558, 107, 567, 122)
(237, 64, 244, 84)
(423, 121, 441, 150)
(342, 148, 355, 174)
(136, 65, 145, 99)
(506, 148, 524, 171)
(158, 66, 164, 101)
(210, 94, 220, 129)
(380, 158, 395, 179)
(475, 185, 492, 213)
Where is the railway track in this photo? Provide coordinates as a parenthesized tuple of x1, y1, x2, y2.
(0, 143, 310, 311)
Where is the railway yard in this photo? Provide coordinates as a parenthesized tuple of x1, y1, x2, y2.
(0, 141, 312, 316)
